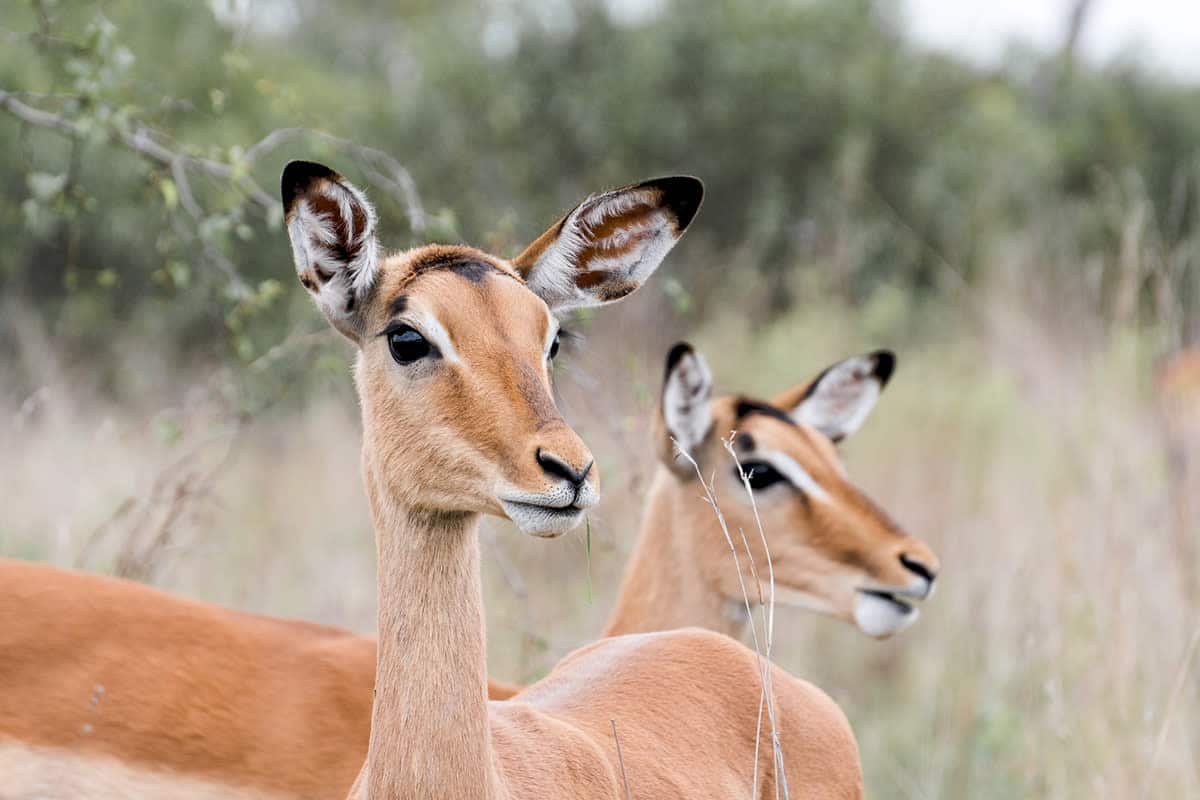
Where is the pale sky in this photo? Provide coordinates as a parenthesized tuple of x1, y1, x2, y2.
(904, 0, 1200, 81)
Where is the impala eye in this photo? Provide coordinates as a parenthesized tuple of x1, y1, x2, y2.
(387, 326, 433, 364)
(738, 461, 786, 491)
(548, 331, 561, 361)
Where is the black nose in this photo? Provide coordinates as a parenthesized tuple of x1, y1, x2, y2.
(537, 449, 592, 486)
(899, 553, 937, 583)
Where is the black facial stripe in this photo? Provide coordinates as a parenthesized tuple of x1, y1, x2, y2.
(444, 260, 500, 284)
(388, 294, 408, 317)
(734, 397, 796, 427)
(410, 253, 514, 285)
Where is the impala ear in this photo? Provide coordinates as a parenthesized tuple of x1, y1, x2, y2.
(657, 342, 714, 473)
(512, 177, 703, 312)
(771, 351, 896, 443)
(281, 160, 380, 341)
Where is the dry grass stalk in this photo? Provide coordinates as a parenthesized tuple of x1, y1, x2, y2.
(674, 436, 789, 800)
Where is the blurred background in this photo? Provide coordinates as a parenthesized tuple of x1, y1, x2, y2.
(1, 0, 1197, 796)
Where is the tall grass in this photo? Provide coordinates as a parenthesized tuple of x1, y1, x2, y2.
(0, 276, 1195, 798)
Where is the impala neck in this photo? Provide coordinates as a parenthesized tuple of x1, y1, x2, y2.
(604, 467, 748, 640)
(364, 466, 500, 800)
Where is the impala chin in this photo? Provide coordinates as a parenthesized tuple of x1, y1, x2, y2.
(498, 484, 598, 538)
(853, 589, 920, 638)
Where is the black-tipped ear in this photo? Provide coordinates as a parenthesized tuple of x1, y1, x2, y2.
(281, 161, 379, 342)
(643, 175, 704, 232)
(664, 341, 696, 381)
(512, 176, 704, 312)
(871, 350, 896, 387)
(657, 341, 714, 472)
(281, 160, 341, 216)
(772, 350, 897, 443)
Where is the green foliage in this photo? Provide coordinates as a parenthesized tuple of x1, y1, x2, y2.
(1, 0, 1197, 388)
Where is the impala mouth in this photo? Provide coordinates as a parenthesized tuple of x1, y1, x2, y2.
(499, 499, 587, 538)
(853, 588, 919, 638)
(858, 589, 914, 613)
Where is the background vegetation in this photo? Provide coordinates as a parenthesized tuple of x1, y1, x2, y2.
(1, 1, 1196, 797)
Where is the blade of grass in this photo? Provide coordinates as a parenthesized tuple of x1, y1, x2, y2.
(585, 514, 593, 606)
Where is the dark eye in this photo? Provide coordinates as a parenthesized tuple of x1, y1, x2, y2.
(738, 461, 786, 491)
(387, 326, 432, 364)
(548, 331, 561, 360)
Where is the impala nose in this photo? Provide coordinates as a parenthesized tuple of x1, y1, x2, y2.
(537, 449, 593, 487)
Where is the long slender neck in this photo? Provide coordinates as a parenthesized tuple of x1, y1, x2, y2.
(603, 467, 748, 640)
(363, 468, 500, 800)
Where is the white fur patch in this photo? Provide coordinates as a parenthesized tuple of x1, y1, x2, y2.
(663, 349, 713, 459)
(496, 481, 598, 537)
(753, 450, 832, 504)
(405, 308, 461, 364)
(791, 355, 882, 440)
(0, 740, 287, 800)
(853, 592, 918, 638)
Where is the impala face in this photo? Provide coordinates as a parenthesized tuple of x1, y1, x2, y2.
(659, 343, 940, 637)
(282, 161, 701, 537)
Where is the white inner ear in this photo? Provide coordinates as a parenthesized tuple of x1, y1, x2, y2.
(287, 179, 379, 325)
(791, 356, 882, 441)
(752, 450, 832, 504)
(663, 350, 713, 459)
(527, 187, 676, 312)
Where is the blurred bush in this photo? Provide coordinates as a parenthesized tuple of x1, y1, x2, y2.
(1, 0, 1197, 391)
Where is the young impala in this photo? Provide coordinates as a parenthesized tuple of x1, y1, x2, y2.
(277, 161, 861, 799)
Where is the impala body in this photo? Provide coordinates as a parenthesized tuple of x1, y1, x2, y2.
(0, 162, 925, 798)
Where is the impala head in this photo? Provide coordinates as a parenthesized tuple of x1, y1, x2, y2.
(282, 161, 701, 537)
(657, 343, 939, 638)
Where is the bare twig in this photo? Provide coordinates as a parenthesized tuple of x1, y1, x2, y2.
(242, 126, 426, 230)
(0, 89, 277, 211)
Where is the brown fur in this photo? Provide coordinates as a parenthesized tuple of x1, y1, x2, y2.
(330, 241, 860, 795)
(0, 559, 375, 798)
(0, 354, 906, 798)
(1, 166, 862, 799)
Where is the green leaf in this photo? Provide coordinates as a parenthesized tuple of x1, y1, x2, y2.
(159, 179, 178, 210)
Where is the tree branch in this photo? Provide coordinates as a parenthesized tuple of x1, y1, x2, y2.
(243, 126, 426, 230)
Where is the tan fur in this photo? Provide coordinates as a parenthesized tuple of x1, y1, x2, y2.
(608, 387, 940, 637)
(310, 176, 861, 795)
(0, 165, 862, 799)
(0, 355, 903, 798)
(0, 559, 376, 798)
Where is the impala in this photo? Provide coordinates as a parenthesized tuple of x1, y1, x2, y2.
(608, 341, 939, 639)
(274, 160, 862, 799)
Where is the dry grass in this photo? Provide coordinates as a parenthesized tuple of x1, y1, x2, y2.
(0, 280, 1196, 799)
